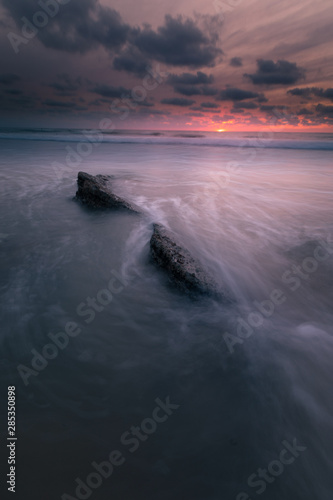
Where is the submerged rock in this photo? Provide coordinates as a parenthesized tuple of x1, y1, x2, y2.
(150, 223, 230, 300)
(286, 239, 331, 261)
(75, 172, 141, 213)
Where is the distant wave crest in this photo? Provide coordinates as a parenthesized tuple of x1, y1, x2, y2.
(0, 129, 332, 151)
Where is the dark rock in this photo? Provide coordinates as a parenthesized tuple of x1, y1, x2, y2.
(75, 172, 141, 213)
(286, 239, 322, 260)
(150, 223, 230, 300)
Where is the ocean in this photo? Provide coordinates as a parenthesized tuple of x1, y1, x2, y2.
(0, 129, 333, 500)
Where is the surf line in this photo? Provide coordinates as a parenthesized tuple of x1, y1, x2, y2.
(223, 236, 333, 353)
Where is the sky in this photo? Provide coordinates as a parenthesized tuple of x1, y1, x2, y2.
(0, 0, 332, 131)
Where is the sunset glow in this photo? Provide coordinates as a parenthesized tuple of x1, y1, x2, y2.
(0, 0, 332, 131)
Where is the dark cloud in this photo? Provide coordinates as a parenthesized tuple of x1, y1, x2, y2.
(201, 86, 219, 96)
(132, 15, 222, 68)
(201, 102, 219, 109)
(48, 74, 81, 93)
(287, 87, 333, 101)
(43, 99, 77, 108)
(214, 114, 234, 122)
(137, 108, 170, 116)
(167, 71, 214, 85)
(217, 87, 261, 101)
(161, 97, 195, 106)
(229, 57, 243, 67)
(42, 99, 88, 112)
(112, 48, 150, 77)
(0, 73, 20, 85)
(2, 0, 130, 53)
(287, 87, 313, 98)
(112, 57, 147, 76)
(244, 59, 305, 85)
(4, 89, 23, 95)
(316, 104, 333, 117)
(174, 85, 203, 96)
(260, 105, 287, 112)
(3, 2, 222, 71)
(257, 94, 268, 103)
(187, 112, 204, 117)
(233, 101, 258, 109)
(318, 88, 333, 100)
(190, 107, 220, 113)
(90, 96, 153, 109)
(136, 100, 154, 107)
(297, 108, 313, 115)
(91, 84, 129, 98)
(0, 95, 36, 110)
(174, 84, 218, 97)
(89, 98, 111, 106)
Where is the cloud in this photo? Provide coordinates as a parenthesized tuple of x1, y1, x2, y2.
(260, 105, 287, 112)
(161, 98, 195, 106)
(48, 74, 81, 93)
(0, 95, 36, 109)
(91, 84, 129, 98)
(174, 85, 203, 96)
(3, 2, 222, 70)
(137, 108, 170, 116)
(112, 48, 150, 77)
(168, 70, 218, 98)
(244, 59, 305, 85)
(191, 108, 220, 114)
(0, 73, 20, 85)
(217, 87, 261, 101)
(173, 84, 218, 97)
(233, 101, 258, 109)
(4, 89, 23, 95)
(257, 94, 268, 103)
(243, 115, 265, 125)
(167, 71, 214, 85)
(287, 87, 333, 101)
(43, 99, 77, 108)
(190, 107, 220, 113)
(2, 0, 130, 53)
(314, 89, 333, 100)
(132, 14, 222, 68)
(187, 112, 204, 117)
(297, 108, 313, 116)
(214, 114, 235, 122)
(287, 87, 313, 98)
(201, 86, 219, 96)
(201, 102, 219, 109)
(136, 100, 154, 107)
(316, 104, 333, 117)
(89, 98, 111, 106)
(229, 57, 243, 67)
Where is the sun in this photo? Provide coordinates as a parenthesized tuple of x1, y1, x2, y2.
(217, 129, 226, 132)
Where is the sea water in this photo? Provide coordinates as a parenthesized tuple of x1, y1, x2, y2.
(0, 130, 333, 499)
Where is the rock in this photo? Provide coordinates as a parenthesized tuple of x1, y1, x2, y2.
(150, 223, 230, 300)
(75, 172, 141, 213)
(286, 239, 321, 260)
